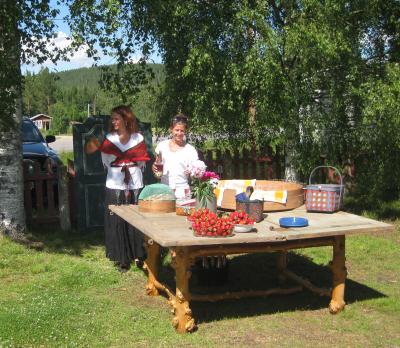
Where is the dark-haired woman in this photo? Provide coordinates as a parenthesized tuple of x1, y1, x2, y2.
(152, 114, 228, 284)
(152, 114, 198, 200)
(86, 105, 150, 272)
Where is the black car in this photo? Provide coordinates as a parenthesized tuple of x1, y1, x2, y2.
(22, 117, 62, 173)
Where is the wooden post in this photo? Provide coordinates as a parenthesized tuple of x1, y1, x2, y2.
(46, 176, 56, 216)
(267, 157, 273, 179)
(23, 181, 33, 223)
(171, 247, 196, 333)
(144, 239, 161, 296)
(34, 162, 44, 216)
(276, 251, 287, 284)
(223, 150, 234, 179)
(215, 149, 223, 177)
(233, 149, 241, 179)
(242, 148, 249, 179)
(329, 236, 346, 313)
(58, 166, 71, 231)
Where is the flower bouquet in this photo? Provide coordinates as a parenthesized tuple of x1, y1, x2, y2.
(187, 160, 220, 208)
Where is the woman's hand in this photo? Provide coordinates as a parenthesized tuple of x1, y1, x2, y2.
(151, 161, 158, 174)
(85, 137, 101, 154)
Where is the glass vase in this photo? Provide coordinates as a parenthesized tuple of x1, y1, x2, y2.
(195, 194, 217, 213)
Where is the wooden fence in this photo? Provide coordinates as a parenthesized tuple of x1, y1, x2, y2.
(23, 160, 72, 229)
(199, 147, 282, 180)
(23, 160, 59, 224)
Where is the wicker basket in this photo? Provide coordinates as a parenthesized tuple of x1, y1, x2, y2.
(305, 166, 344, 213)
(138, 200, 176, 213)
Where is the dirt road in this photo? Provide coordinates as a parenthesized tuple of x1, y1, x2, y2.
(51, 135, 73, 153)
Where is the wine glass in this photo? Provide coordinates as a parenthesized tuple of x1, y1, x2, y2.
(154, 152, 163, 179)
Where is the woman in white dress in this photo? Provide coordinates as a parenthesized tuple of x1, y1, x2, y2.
(152, 115, 227, 284)
(152, 114, 198, 200)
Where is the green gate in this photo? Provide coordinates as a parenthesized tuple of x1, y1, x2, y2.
(73, 116, 155, 231)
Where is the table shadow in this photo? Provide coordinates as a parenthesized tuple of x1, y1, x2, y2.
(158, 252, 386, 324)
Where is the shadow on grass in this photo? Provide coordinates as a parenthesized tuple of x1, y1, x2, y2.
(26, 224, 104, 257)
(344, 197, 400, 221)
(23, 227, 387, 322)
(158, 252, 386, 324)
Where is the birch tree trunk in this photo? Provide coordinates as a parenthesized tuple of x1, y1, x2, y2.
(0, 1, 26, 238)
(0, 106, 26, 238)
(284, 142, 300, 182)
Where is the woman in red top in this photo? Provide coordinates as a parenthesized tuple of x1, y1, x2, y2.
(86, 105, 150, 272)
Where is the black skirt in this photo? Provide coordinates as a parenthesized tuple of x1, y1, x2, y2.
(104, 188, 147, 266)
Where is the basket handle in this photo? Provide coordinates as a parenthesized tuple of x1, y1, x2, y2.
(308, 166, 344, 208)
(309, 166, 343, 187)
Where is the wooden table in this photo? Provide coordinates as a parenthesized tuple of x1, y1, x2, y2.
(109, 205, 393, 333)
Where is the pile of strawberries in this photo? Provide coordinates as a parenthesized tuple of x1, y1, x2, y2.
(227, 210, 255, 225)
(188, 209, 255, 237)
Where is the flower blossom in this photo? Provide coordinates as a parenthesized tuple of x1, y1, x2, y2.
(186, 160, 207, 179)
(202, 171, 220, 181)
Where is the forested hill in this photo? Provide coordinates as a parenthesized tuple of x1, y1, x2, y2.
(23, 64, 165, 134)
(55, 66, 104, 90)
(55, 64, 164, 89)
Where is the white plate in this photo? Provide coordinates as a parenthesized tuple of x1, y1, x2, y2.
(234, 224, 256, 233)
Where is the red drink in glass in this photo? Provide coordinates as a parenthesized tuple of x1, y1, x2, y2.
(154, 152, 163, 178)
(155, 163, 163, 172)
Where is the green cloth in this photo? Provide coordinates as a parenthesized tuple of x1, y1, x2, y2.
(139, 183, 176, 201)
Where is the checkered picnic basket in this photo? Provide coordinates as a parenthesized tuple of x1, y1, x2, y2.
(305, 166, 344, 213)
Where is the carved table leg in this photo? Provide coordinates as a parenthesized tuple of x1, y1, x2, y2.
(144, 239, 161, 296)
(329, 236, 346, 314)
(171, 247, 196, 333)
(276, 251, 288, 284)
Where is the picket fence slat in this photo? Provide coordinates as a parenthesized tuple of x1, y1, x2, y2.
(24, 182, 33, 222)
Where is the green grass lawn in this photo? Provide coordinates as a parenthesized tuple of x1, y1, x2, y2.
(1, 217, 399, 347)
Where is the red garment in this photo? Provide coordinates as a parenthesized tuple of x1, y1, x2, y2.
(98, 137, 150, 184)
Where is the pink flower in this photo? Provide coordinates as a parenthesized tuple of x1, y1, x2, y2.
(186, 160, 207, 179)
(201, 171, 220, 181)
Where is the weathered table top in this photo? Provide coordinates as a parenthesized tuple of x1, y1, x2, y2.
(109, 205, 394, 247)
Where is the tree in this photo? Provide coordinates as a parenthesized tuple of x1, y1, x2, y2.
(145, 0, 400, 186)
(22, 67, 59, 116)
(64, 0, 400, 190)
(0, 0, 70, 237)
(0, 1, 25, 238)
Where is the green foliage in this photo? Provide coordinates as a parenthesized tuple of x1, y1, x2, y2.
(23, 68, 58, 115)
(350, 63, 400, 201)
(191, 178, 215, 203)
(160, 1, 399, 199)
(0, 0, 74, 131)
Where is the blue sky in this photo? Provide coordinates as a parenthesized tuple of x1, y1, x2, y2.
(22, 1, 161, 74)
